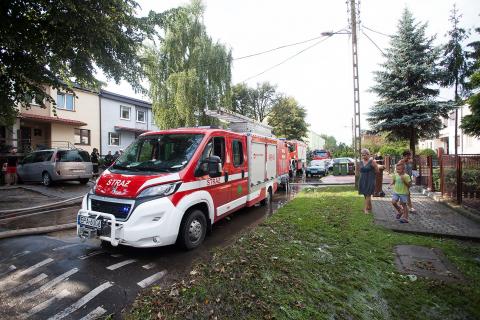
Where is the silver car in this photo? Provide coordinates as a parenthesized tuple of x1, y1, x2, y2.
(17, 149, 93, 186)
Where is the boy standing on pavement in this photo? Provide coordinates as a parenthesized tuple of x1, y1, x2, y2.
(397, 150, 416, 212)
(5, 147, 18, 185)
(391, 163, 411, 223)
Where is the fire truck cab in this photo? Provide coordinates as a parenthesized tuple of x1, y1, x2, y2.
(287, 140, 307, 177)
(77, 127, 278, 249)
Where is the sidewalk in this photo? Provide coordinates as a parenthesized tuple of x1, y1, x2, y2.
(372, 186, 480, 240)
(320, 172, 393, 185)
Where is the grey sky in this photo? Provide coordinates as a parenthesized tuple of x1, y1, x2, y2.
(103, 0, 480, 144)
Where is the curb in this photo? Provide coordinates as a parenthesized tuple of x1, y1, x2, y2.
(0, 223, 76, 239)
(386, 226, 480, 242)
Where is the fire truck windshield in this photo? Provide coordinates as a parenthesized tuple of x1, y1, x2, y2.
(111, 134, 204, 173)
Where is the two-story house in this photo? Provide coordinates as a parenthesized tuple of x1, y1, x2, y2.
(1, 86, 100, 155)
(99, 90, 159, 155)
(419, 104, 480, 154)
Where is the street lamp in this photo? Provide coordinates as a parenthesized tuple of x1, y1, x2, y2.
(320, 31, 351, 37)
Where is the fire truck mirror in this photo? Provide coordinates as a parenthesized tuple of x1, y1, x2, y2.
(206, 156, 222, 178)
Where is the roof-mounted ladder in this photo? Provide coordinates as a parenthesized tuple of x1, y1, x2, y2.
(205, 108, 273, 137)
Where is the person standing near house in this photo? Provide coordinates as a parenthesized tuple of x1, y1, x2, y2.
(358, 148, 380, 214)
(113, 151, 120, 161)
(5, 147, 18, 185)
(397, 150, 416, 213)
(91, 148, 99, 178)
(104, 151, 114, 167)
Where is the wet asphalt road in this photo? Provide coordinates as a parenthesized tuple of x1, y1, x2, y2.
(0, 186, 302, 319)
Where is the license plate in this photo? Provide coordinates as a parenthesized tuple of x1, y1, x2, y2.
(78, 215, 102, 229)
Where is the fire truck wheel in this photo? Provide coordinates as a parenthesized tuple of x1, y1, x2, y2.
(179, 209, 207, 250)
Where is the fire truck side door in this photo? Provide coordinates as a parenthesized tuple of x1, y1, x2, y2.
(196, 136, 230, 218)
(227, 137, 248, 211)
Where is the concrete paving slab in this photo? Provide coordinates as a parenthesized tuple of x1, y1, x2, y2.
(394, 245, 464, 282)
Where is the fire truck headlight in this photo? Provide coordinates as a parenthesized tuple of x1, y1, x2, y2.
(138, 182, 180, 198)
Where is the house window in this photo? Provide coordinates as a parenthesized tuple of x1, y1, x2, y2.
(136, 109, 146, 123)
(25, 93, 43, 106)
(109, 132, 120, 146)
(120, 106, 131, 120)
(232, 140, 244, 166)
(57, 92, 75, 111)
(33, 129, 42, 136)
(74, 128, 90, 145)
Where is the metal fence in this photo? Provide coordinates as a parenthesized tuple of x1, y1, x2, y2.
(416, 155, 434, 191)
(442, 155, 480, 212)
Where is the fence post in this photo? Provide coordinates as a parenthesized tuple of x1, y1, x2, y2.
(418, 156, 422, 186)
(456, 156, 462, 204)
(439, 150, 444, 196)
(428, 156, 433, 191)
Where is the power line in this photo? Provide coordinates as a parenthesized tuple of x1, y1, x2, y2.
(233, 34, 330, 61)
(362, 25, 391, 37)
(361, 29, 386, 56)
(240, 29, 346, 83)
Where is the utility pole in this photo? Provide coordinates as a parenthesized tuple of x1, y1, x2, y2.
(350, 0, 361, 187)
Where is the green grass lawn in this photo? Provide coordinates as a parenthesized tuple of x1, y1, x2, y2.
(129, 186, 480, 320)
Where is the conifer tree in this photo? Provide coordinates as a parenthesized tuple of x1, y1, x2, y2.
(439, 5, 469, 154)
(461, 27, 480, 137)
(367, 9, 453, 156)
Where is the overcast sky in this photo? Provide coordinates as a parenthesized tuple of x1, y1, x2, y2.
(102, 0, 480, 144)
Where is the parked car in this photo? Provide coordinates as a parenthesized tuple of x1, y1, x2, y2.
(306, 159, 328, 177)
(17, 149, 93, 186)
(332, 157, 355, 175)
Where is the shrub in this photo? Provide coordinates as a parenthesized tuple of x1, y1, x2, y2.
(417, 148, 437, 159)
(379, 145, 402, 156)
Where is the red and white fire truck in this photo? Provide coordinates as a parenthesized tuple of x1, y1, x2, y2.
(287, 140, 307, 177)
(77, 110, 291, 249)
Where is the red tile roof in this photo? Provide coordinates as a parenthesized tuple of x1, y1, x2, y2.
(20, 113, 87, 126)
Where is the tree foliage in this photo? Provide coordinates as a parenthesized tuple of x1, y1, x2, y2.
(367, 9, 453, 156)
(144, 0, 232, 129)
(0, 0, 168, 126)
(251, 82, 278, 122)
(229, 81, 278, 122)
(461, 27, 480, 137)
(332, 143, 354, 158)
(268, 96, 308, 140)
(320, 134, 337, 151)
(230, 83, 255, 118)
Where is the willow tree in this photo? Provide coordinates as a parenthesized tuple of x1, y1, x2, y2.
(144, 0, 232, 129)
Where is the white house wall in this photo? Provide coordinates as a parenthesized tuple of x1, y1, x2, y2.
(100, 97, 159, 155)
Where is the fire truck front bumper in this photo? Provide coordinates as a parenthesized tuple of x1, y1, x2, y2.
(77, 196, 183, 248)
